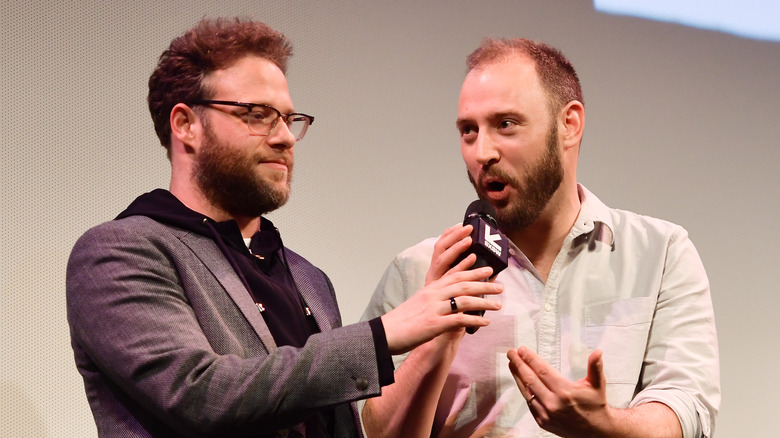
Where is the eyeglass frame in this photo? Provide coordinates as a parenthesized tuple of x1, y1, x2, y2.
(190, 99, 314, 141)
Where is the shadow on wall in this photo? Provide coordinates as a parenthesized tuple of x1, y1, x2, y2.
(0, 381, 47, 436)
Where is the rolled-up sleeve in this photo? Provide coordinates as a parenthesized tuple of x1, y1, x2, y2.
(629, 228, 720, 438)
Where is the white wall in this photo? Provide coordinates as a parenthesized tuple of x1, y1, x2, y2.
(2, 1, 777, 436)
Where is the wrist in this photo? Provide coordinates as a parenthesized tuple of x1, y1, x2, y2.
(415, 330, 464, 360)
(586, 403, 681, 438)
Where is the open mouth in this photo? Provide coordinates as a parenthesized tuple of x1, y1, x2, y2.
(486, 180, 506, 192)
(481, 176, 510, 201)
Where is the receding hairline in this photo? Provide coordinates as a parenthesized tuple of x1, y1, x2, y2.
(465, 38, 584, 117)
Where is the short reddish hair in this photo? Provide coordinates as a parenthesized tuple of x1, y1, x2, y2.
(148, 17, 293, 150)
(466, 38, 583, 116)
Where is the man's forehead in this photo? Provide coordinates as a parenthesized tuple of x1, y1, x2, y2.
(207, 56, 283, 83)
(464, 55, 537, 87)
(203, 56, 292, 106)
(457, 66, 549, 126)
(461, 59, 542, 101)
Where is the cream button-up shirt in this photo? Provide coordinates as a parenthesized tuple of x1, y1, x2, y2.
(362, 185, 720, 438)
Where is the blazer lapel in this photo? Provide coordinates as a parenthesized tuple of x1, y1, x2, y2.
(180, 233, 279, 352)
(284, 250, 337, 332)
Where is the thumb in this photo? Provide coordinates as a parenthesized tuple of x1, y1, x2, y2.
(586, 349, 605, 389)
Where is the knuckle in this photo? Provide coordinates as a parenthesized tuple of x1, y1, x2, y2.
(558, 390, 574, 405)
(451, 312, 466, 324)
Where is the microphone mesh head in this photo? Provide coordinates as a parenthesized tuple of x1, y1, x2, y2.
(464, 199, 497, 226)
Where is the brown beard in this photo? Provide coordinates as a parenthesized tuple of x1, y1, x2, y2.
(194, 124, 292, 218)
(468, 121, 563, 233)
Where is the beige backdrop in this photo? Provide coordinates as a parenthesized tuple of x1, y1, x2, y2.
(2, 1, 778, 436)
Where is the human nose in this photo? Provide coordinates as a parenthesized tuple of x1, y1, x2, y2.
(266, 117, 296, 149)
(473, 132, 499, 166)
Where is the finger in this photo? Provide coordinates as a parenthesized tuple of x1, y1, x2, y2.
(508, 348, 541, 395)
(432, 224, 472, 259)
(515, 346, 562, 394)
(437, 265, 496, 288)
(586, 349, 605, 390)
(440, 308, 494, 329)
(443, 295, 502, 315)
(507, 349, 532, 399)
(448, 252, 477, 274)
(508, 349, 552, 423)
(440, 275, 503, 299)
(427, 225, 474, 284)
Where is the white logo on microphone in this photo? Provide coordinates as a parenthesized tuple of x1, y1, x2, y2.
(484, 224, 503, 257)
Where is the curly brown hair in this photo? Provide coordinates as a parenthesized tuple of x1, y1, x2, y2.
(148, 17, 293, 151)
(466, 38, 583, 117)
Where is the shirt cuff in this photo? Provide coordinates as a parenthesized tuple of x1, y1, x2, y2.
(368, 317, 395, 386)
(631, 388, 707, 438)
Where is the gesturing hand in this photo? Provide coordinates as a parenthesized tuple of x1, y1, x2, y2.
(507, 346, 611, 437)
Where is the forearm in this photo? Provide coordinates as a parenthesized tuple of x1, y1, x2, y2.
(595, 402, 681, 438)
(74, 307, 380, 434)
(363, 333, 462, 438)
(67, 223, 381, 434)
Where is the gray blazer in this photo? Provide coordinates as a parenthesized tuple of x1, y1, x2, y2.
(67, 215, 380, 437)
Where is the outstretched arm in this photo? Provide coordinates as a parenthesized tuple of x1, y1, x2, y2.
(363, 333, 464, 438)
(364, 224, 501, 437)
(507, 347, 682, 438)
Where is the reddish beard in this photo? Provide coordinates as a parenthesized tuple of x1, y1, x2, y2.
(194, 124, 292, 218)
(468, 121, 563, 232)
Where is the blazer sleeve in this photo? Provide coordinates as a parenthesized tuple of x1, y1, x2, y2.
(66, 217, 379, 436)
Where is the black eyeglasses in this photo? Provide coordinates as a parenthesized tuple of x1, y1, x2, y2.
(191, 100, 314, 141)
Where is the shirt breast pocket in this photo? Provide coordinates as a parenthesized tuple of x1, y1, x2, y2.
(584, 297, 656, 388)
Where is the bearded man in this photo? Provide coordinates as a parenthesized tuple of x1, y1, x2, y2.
(66, 18, 504, 438)
(361, 38, 720, 438)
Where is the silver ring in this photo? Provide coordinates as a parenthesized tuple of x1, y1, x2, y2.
(449, 296, 458, 313)
(527, 394, 536, 405)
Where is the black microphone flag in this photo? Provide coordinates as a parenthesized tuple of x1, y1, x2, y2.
(452, 200, 509, 334)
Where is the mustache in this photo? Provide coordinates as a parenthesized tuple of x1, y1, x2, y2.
(468, 166, 519, 189)
(256, 153, 293, 167)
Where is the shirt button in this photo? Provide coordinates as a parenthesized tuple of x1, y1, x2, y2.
(544, 303, 552, 312)
(355, 377, 370, 391)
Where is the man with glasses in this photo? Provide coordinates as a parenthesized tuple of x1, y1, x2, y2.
(66, 18, 502, 437)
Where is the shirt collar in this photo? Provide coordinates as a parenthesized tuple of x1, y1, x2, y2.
(505, 184, 616, 271)
(568, 184, 616, 252)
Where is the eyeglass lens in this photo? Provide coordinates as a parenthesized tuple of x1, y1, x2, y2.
(247, 107, 309, 140)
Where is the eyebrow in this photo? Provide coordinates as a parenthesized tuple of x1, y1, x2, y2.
(208, 99, 295, 114)
(455, 117, 472, 129)
(493, 110, 528, 123)
(456, 110, 528, 128)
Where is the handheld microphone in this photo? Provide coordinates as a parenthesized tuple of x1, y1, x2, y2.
(452, 200, 509, 334)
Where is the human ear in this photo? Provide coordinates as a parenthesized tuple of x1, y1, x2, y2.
(560, 100, 584, 149)
(170, 103, 201, 148)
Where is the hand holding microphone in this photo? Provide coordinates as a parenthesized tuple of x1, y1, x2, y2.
(380, 201, 508, 353)
(451, 200, 509, 333)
